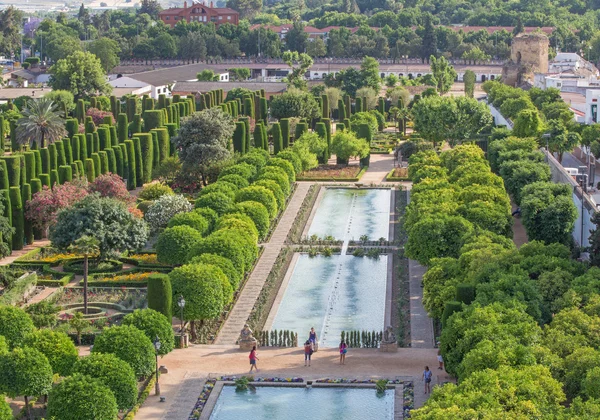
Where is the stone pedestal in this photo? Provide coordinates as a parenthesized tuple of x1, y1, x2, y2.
(178, 333, 189, 349)
(380, 342, 398, 352)
(239, 339, 257, 351)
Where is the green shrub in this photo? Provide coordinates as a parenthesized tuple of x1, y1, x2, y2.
(156, 225, 203, 265)
(132, 137, 143, 187)
(258, 170, 290, 196)
(125, 140, 136, 189)
(193, 207, 218, 232)
(0, 305, 35, 348)
(215, 213, 259, 243)
(123, 309, 174, 356)
(143, 110, 164, 131)
(9, 186, 23, 250)
(152, 128, 170, 163)
(238, 153, 267, 169)
(167, 212, 209, 235)
(276, 150, 302, 175)
(441, 301, 463, 328)
(23, 329, 78, 376)
(219, 162, 257, 181)
(117, 114, 128, 142)
(138, 182, 174, 201)
(232, 121, 246, 154)
(1, 156, 20, 187)
(47, 373, 118, 420)
(188, 232, 248, 274)
(91, 325, 156, 377)
(23, 152, 35, 183)
(254, 179, 285, 209)
(236, 185, 278, 218)
(455, 284, 476, 305)
(73, 353, 137, 410)
(218, 174, 249, 189)
(58, 165, 72, 184)
(147, 273, 172, 320)
(194, 192, 235, 216)
(84, 158, 95, 182)
(235, 201, 270, 241)
(135, 133, 153, 183)
(190, 253, 242, 289)
(266, 157, 295, 183)
(198, 181, 238, 200)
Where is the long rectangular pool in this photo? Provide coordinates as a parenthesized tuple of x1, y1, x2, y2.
(209, 386, 395, 420)
(307, 188, 391, 241)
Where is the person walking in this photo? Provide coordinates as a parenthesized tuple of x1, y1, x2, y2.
(423, 366, 432, 394)
(339, 340, 347, 365)
(309, 327, 318, 351)
(304, 340, 313, 366)
(249, 346, 259, 373)
(437, 349, 444, 371)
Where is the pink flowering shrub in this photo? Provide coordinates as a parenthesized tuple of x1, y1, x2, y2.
(86, 108, 115, 126)
(89, 173, 134, 205)
(25, 179, 89, 230)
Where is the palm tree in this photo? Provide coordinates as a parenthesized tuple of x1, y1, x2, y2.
(15, 98, 67, 149)
(68, 235, 100, 315)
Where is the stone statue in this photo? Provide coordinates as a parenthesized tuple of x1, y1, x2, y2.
(239, 323, 257, 351)
(383, 326, 396, 344)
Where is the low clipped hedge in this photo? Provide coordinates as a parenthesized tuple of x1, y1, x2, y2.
(62, 259, 123, 275)
(296, 166, 368, 182)
(37, 271, 74, 287)
(0, 273, 37, 305)
(119, 252, 172, 269)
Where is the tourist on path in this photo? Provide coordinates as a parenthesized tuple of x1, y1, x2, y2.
(249, 346, 259, 373)
(339, 340, 347, 365)
(437, 349, 444, 371)
(304, 340, 313, 366)
(423, 366, 432, 394)
(309, 327, 318, 351)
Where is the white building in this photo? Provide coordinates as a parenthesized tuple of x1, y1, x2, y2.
(549, 52, 598, 75)
(584, 89, 600, 124)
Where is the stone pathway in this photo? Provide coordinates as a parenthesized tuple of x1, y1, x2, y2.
(361, 154, 396, 184)
(214, 183, 312, 344)
(0, 240, 51, 266)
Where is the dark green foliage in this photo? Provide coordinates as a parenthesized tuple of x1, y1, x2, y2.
(156, 225, 203, 266)
(147, 274, 172, 320)
(272, 122, 283, 154)
(357, 123, 372, 143)
(253, 123, 266, 150)
(236, 185, 278, 219)
(456, 284, 476, 305)
(97, 126, 110, 150)
(90, 153, 101, 178)
(315, 122, 328, 162)
(233, 121, 246, 154)
(143, 110, 164, 132)
(105, 148, 117, 174)
(441, 301, 462, 328)
(0, 160, 7, 190)
(9, 121, 17, 152)
(39, 173, 50, 188)
(243, 97, 254, 119)
(66, 118, 79, 138)
(135, 133, 153, 183)
(1, 157, 20, 187)
(152, 128, 170, 163)
(123, 308, 175, 356)
(355, 97, 363, 114)
(98, 151, 109, 174)
(322, 94, 329, 118)
(21, 184, 33, 245)
(92, 132, 100, 153)
(40, 148, 50, 174)
(47, 373, 118, 420)
(58, 165, 72, 184)
(84, 159, 95, 182)
(23, 329, 78, 376)
(195, 192, 235, 216)
(73, 353, 137, 410)
(133, 137, 144, 187)
(130, 114, 142, 135)
(64, 138, 73, 163)
(167, 211, 209, 235)
(294, 122, 308, 140)
(23, 152, 35, 183)
(260, 97, 268, 121)
(9, 187, 23, 250)
(117, 113, 128, 143)
(0, 346, 53, 405)
(219, 174, 249, 189)
(338, 99, 346, 121)
(125, 140, 136, 189)
(32, 150, 42, 177)
(76, 99, 86, 123)
(50, 169, 60, 187)
(280, 118, 290, 149)
(0, 304, 34, 348)
(126, 97, 137, 122)
(85, 119, 95, 135)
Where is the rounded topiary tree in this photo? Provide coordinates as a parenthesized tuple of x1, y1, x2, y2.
(0, 347, 53, 417)
(254, 179, 285, 209)
(47, 373, 118, 420)
(49, 195, 149, 259)
(235, 201, 270, 241)
(169, 263, 225, 340)
(193, 207, 218, 232)
(0, 306, 35, 349)
(0, 396, 11, 420)
(145, 194, 192, 233)
(91, 325, 156, 378)
(147, 273, 172, 320)
(258, 171, 290, 196)
(73, 353, 137, 410)
(138, 182, 174, 201)
(190, 253, 242, 290)
(197, 181, 238, 200)
(266, 157, 296, 184)
(218, 174, 249, 189)
(167, 211, 209, 235)
(236, 186, 278, 219)
(194, 192, 235, 216)
(215, 213, 259, 243)
(218, 163, 256, 181)
(156, 225, 203, 266)
(23, 329, 78, 376)
(188, 230, 251, 274)
(122, 308, 175, 356)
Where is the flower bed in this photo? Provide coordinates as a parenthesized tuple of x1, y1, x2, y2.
(85, 271, 158, 287)
(296, 165, 367, 182)
(36, 271, 74, 287)
(56, 287, 147, 311)
(120, 252, 172, 269)
(386, 167, 409, 182)
(63, 259, 124, 275)
(12, 247, 82, 267)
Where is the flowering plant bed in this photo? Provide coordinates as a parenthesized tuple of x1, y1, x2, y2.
(120, 253, 172, 268)
(386, 167, 409, 181)
(297, 165, 365, 181)
(13, 247, 82, 267)
(36, 272, 74, 287)
(86, 271, 158, 287)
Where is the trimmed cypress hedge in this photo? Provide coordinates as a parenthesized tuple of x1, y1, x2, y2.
(55, 140, 67, 166)
(85, 120, 96, 135)
(243, 97, 254, 119)
(66, 119, 79, 138)
(117, 113, 128, 142)
(143, 110, 164, 132)
(84, 159, 95, 182)
(71, 136, 81, 162)
(0, 160, 8, 190)
(441, 301, 463, 328)
(9, 121, 17, 152)
(147, 274, 172, 320)
(50, 169, 60, 187)
(48, 144, 58, 172)
(23, 152, 35, 183)
(77, 134, 87, 160)
(98, 151, 109, 174)
(272, 123, 283, 154)
(2, 156, 20, 187)
(39, 173, 50, 188)
(232, 122, 246, 155)
(32, 150, 42, 176)
(9, 186, 24, 250)
(135, 133, 153, 183)
(98, 126, 110, 151)
(105, 148, 117, 174)
(103, 116, 113, 126)
(113, 146, 124, 178)
(357, 123, 372, 144)
(109, 126, 118, 147)
(455, 284, 476, 305)
(76, 160, 84, 177)
(125, 140, 137, 189)
(321, 94, 329, 118)
(280, 119, 290, 149)
(260, 97, 268, 121)
(130, 114, 142, 135)
(58, 165, 73, 184)
(91, 153, 101, 178)
(92, 132, 100, 153)
(0, 115, 4, 154)
(132, 137, 144, 187)
(85, 134, 93, 158)
(64, 138, 73, 164)
(110, 95, 119, 118)
(151, 132, 160, 167)
(126, 97, 136, 121)
(152, 128, 170, 163)
(253, 123, 265, 150)
(338, 99, 346, 121)
(322, 118, 332, 159)
(294, 122, 308, 140)
(70, 162, 79, 177)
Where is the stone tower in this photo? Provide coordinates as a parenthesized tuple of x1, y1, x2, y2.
(502, 33, 549, 87)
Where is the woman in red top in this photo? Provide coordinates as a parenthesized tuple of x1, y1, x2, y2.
(339, 340, 347, 365)
(249, 346, 259, 373)
(304, 340, 312, 366)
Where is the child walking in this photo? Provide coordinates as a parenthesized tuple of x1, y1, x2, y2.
(249, 346, 259, 373)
